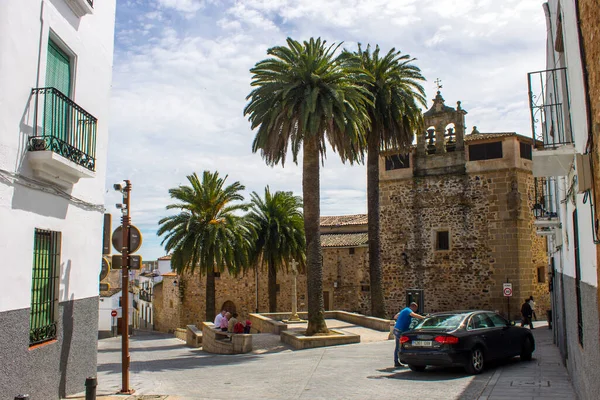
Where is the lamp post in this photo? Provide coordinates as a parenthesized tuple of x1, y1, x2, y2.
(114, 180, 134, 395)
(288, 259, 301, 322)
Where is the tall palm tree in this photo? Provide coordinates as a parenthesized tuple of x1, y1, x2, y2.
(246, 187, 306, 312)
(244, 37, 371, 335)
(157, 171, 250, 322)
(349, 44, 426, 318)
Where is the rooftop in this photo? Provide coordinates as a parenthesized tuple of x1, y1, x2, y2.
(321, 232, 368, 247)
(320, 214, 368, 227)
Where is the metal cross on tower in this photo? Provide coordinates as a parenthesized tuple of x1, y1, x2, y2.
(434, 78, 443, 91)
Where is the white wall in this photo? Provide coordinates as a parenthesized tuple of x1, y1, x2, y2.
(98, 291, 134, 331)
(544, 0, 597, 289)
(0, 0, 117, 312)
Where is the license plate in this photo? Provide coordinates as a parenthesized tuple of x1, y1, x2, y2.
(412, 340, 432, 347)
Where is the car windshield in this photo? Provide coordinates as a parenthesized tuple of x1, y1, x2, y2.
(414, 314, 468, 330)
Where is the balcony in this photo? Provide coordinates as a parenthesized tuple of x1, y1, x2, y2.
(65, 0, 94, 18)
(28, 88, 97, 187)
(527, 68, 575, 177)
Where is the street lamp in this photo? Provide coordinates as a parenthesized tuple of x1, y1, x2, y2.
(114, 180, 134, 395)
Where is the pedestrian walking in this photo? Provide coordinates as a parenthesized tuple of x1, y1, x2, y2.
(528, 296, 537, 321)
(521, 299, 534, 329)
(393, 302, 425, 367)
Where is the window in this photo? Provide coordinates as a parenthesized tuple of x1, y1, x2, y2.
(214, 272, 221, 278)
(573, 210, 583, 345)
(435, 231, 450, 251)
(30, 229, 61, 346)
(385, 154, 410, 170)
(537, 266, 546, 283)
(348, 248, 355, 255)
(361, 285, 370, 292)
(468, 313, 494, 330)
(468, 142, 503, 161)
(520, 142, 533, 160)
(487, 313, 509, 327)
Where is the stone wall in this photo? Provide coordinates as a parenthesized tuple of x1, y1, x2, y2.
(380, 166, 549, 319)
(152, 247, 371, 333)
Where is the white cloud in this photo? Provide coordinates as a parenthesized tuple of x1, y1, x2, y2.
(109, 0, 548, 259)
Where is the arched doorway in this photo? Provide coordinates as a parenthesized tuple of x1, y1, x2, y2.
(221, 300, 236, 315)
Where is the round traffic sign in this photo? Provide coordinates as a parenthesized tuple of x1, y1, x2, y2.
(503, 287, 513, 296)
(111, 310, 118, 317)
(100, 257, 110, 281)
(112, 225, 143, 253)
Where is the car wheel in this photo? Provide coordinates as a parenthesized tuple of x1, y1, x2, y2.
(521, 337, 533, 361)
(465, 347, 485, 375)
(408, 364, 426, 372)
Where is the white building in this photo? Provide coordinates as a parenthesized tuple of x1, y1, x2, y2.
(530, 1, 600, 398)
(137, 256, 172, 330)
(0, 0, 116, 398)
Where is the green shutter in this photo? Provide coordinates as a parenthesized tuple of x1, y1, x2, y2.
(44, 40, 71, 141)
(46, 40, 71, 96)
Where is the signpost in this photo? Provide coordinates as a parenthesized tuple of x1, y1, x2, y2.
(112, 225, 142, 254)
(503, 282, 513, 319)
(111, 255, 142, 270)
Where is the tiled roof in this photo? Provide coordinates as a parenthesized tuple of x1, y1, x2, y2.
(320, 214, 368, 227)
(464, 132, 533, 142)
(158, 255, 172, 260)
(321, 232, 368, 247)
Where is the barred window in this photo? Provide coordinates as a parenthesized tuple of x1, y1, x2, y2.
(30, 229, 61, 346)
(385, 154, 410, 170)
(468, 142, 503, 161)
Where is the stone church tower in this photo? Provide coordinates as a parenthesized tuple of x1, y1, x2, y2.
(379, 91, 549, 319)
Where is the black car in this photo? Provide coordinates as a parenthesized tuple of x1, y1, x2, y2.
(399, 310, 535, 374)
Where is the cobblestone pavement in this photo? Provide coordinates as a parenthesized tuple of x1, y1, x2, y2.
(64, 320, 576, 400)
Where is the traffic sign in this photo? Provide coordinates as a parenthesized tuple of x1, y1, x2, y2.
(100, 257, 110, 281)
(111, 254, 142, 270)
(112, 225, 143, 253)
(111, 310, 118, 317)
(503, 283, 513, 297)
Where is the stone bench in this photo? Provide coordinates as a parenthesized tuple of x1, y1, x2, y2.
(201, 322, 252, 354)
(186, 325, 202, 348)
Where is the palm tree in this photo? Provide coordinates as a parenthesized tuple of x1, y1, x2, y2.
(349, 44, 426, 318)
(244, 37, 371, 335)
(157, 171, 250, 322)
(246, 187, 306, 312)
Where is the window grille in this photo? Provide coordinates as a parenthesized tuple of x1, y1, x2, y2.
(520, 142, 533, 160)
(30, 229, 61, 346)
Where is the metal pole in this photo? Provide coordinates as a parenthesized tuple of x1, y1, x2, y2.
(85, 376, 97, 400)
(120, 180, 134, 394)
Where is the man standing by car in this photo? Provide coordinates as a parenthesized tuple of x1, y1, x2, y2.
(393, 302, 426, 367)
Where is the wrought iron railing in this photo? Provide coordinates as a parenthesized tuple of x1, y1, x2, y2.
(30, 229, 60, 346)
(527, 67, 573, 149)
(139, 291, 152, 302)
(533, 177, 559, 219)
(29, 87, 97, 171)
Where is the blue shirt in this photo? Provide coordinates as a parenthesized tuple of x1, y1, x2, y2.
(394, 307, 413, 332)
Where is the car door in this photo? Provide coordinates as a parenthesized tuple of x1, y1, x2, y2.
(486, 312, 518, 357)
(469, 313, 503, 360)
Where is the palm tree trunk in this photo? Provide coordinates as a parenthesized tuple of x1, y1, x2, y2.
(206, 270, 216, 322)
(303, 135, 328, 335)
(268, 258, 277, 312)
(367, 135, 386, 318)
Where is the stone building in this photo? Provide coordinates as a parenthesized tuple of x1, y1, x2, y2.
(379, 91, 549, 320)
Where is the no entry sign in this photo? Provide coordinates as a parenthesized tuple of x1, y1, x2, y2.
(503, 283, 513, 297)
(111, 310, 118, 317)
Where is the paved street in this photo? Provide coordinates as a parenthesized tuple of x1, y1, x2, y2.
(66, 321, 576, 400)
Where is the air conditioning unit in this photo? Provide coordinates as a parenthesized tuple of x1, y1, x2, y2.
(576, 153, 592, 193)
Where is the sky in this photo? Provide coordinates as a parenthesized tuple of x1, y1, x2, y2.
(105, 0, 548, 261)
